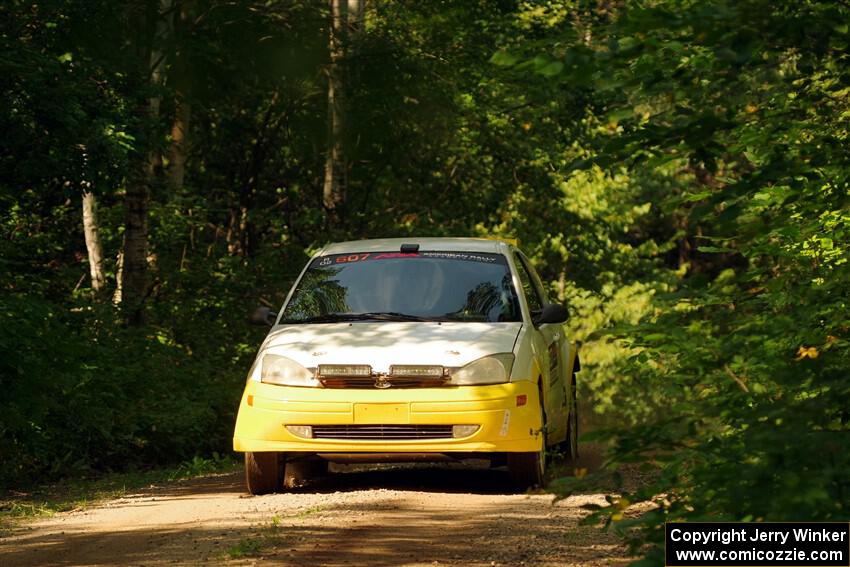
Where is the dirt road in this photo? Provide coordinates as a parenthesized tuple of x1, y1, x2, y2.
(0, 460, 633, 566)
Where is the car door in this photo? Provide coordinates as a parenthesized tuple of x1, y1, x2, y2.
(514, 253, 568, 444)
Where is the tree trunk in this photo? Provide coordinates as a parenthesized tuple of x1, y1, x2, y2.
(121, 0, 172, 326)
(168, 1, 192, 189)
(113, 250, 123, 305)
(347, 0, 364, 32)
(322, 0, 347, 218)
(81, 191, 106, 294)
(169, 96, 190, 189)
(121, 170, 150, 326)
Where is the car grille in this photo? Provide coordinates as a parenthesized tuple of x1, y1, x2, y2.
(319, 376, 449, 389)
(311, 425, 454, 440)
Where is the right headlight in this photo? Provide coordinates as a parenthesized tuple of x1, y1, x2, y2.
(449, 353, 515, 386)
(260, 354, 320, 387)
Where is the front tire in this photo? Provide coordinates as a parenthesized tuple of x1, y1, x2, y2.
(507, 450, 545, 490)
(508, 387, 546, 489)
(244, 451, 282, 495)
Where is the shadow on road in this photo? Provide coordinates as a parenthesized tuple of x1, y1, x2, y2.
(303, 462, 514, 495)
(0, 444, 628, 567)
(43, 441, 605, 503)
(293, 442, 606, 496)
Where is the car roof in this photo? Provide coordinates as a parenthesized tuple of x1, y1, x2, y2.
(318, 237, 514, 256)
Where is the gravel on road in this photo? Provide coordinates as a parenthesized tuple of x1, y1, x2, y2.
(0, 460, 634, 566)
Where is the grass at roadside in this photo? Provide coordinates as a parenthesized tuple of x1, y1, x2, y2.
(222, 515, 284, 559)
(221, 506, 335, 559)
(0, 453, 240, 533)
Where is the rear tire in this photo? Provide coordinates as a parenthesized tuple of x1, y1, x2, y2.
(244, 452, 282, 495)
(565, 370, 579, 461)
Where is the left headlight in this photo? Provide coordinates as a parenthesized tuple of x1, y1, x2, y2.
(261, 354, 320, 387)
(449, 353, 515, 386)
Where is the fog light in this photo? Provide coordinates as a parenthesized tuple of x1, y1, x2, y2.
(317, 364, 372, 377)
(285, 425, 313, 439)
(389, 365, 444, 378)
(452, 425, 480, 438)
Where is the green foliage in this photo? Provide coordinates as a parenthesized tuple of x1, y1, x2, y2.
(6, 5, 845, 564)
(225, 537, 264, 559)
(0, 0, 662, 488)
(0, 291, 248, 485)
(168, 453, 236, 480)
(499, 0, 850, 562)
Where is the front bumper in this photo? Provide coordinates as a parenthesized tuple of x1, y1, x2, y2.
(233, 380, 543, 453)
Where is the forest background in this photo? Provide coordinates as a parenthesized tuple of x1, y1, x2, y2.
(2, 0, 848, 562)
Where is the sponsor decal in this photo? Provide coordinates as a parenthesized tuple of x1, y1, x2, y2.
(312, 251, 505, 267)
(499, 410, 511, 437)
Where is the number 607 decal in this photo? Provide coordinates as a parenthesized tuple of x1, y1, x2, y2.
(335, 253, 371, 263)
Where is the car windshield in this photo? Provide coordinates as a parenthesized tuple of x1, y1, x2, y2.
(280, 251, 521, 323)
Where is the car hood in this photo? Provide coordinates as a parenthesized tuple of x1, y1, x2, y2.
(260, 322, 522, 371)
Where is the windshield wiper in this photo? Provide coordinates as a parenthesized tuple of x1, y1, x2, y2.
(356, 311, 429, 322)
(281, 312, 430, 324)
(439, 314, 489, 322)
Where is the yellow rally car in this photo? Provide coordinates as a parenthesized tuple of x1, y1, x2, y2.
(233, 237, 579, 493)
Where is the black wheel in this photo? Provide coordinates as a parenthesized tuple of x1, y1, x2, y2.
(507, 450, 545, 489)
(565, 370, 579, 461)
(244, 451, 282, 495)
(508, 386, 546, 489)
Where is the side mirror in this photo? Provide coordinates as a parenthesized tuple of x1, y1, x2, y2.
(250, 306, 278, 326)
(533, 303, 568, 326)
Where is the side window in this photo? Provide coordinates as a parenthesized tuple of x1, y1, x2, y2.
(523, 254, 551, 304)
(514, 254, 544, 314)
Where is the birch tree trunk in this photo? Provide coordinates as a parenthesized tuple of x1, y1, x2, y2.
(322, 0, 347, 217)
(348, 0, 364, 32)
(113, 251, 123, 305)
(81, 190, 105, 294)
